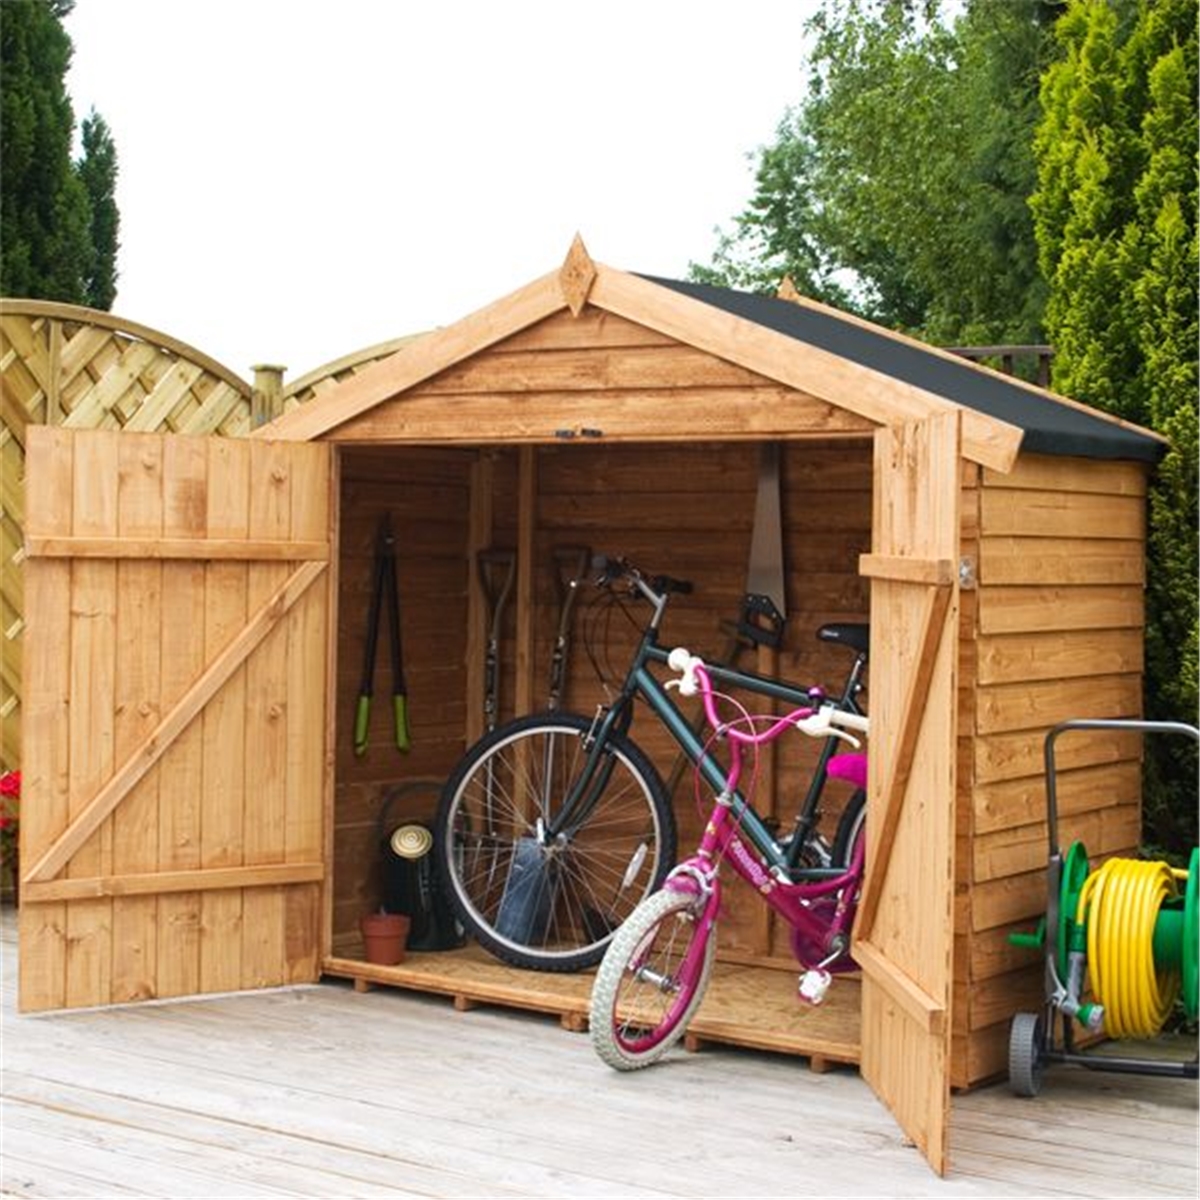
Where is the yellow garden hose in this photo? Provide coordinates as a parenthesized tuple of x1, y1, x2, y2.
(1075, 858, 1186, 1038)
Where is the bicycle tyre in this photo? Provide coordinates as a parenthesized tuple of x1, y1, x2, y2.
(589, 887, 716, 1071)
(435, 712, 676, 972)
(830, 788, 866, 870)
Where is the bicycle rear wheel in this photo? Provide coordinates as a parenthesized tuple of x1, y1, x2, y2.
(435, 713, 676, 972)
(589, 887, 716, 1070)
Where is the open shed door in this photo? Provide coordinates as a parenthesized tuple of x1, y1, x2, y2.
(19, 427, 331, 1012)
(854, 412, 961, 1174)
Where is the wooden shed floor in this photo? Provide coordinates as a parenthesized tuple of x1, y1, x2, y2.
(2, 907, 1196, 1197)
(324, 942, 862, 1069)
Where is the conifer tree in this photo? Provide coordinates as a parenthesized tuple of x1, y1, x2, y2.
(1032, 0, 1198, 850)
(79, 110, 120, 310)
(0, 0, 120, 308)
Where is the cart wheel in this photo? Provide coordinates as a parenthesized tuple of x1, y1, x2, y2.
(1008, 1011, 1045, 1098)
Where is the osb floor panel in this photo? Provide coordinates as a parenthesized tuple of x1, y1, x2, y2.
(325, 940, 862, 1067)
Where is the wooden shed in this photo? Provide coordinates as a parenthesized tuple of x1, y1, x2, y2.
(17, 239, 1165, 1174)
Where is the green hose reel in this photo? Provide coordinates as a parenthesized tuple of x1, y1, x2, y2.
(1183, 846, 1198, 1018)
(1010, 840, 1198, 1025)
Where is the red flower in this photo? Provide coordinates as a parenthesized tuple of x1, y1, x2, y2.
(0, 771, 18, 798)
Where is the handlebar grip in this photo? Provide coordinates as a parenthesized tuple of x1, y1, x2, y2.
(652, 574, 693, 595)
(667, 647, 704, 696)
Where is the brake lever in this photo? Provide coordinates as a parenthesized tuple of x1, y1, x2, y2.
(793, 708, 861, 748)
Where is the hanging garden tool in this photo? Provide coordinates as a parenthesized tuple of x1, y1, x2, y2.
(477, 548, 517, 733)
(354, 514, 412, 756)
(547, 544, 591, 711)
(736, 441, 788, 649)
(667, 443, 787, 799)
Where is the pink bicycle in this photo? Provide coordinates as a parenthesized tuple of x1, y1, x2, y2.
(589, 647, 869, 1070)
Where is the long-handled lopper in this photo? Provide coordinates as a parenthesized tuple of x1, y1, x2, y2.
(477, 548, 517, 733)
(354, 514, 412, 756)
(547, 544, 591, 711)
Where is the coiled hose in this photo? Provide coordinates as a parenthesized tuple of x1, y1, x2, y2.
(1076, 857, 1186, 1038)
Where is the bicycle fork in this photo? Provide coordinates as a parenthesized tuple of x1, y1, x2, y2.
(632, 860, 720, 995)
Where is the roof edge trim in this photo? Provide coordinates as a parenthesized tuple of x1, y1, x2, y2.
(255, 270, 569, 441)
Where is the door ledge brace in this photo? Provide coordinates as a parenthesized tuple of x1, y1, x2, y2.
(23, 560, 327, 885)
(853, 555, 955, 940)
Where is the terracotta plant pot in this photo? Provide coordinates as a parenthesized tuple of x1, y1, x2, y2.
(360, 912, 410, 965)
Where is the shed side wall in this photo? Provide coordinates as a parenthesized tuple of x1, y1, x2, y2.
(955, 453, 1148, 1086)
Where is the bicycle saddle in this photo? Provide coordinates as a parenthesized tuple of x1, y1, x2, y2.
(816, 623, 869, 655)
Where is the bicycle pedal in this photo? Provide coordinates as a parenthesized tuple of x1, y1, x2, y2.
(798, 968, 832, 1006)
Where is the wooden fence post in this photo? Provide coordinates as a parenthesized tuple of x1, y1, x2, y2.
(251, 364, 286, 428)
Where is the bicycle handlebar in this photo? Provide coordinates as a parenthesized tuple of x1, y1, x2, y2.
(667, 646, 869, 748)
(591, 554, 693, 600)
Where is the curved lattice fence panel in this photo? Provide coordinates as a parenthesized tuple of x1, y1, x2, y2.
(281, 332, 425, 410)
(0, 298, 424, 773)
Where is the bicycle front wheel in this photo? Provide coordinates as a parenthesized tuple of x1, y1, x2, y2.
(831, 788, 866, 871)
(435, 713, 676, 972)
(589, 887, 716, 1071)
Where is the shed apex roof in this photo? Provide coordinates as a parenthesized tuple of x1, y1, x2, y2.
(257, 237, 1164, 469)
(644, 275, 1165, 466)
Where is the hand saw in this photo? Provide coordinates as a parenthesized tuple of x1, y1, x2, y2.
(736, 442, 787, 649)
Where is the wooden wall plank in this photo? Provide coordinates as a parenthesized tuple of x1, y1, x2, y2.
(200, 439, 249, 992)
(241, 441, 291, 988)
(18, 428, 73, 1011)
(979, 585, 1143, 634)
(979, 537, 1145, 586)
(972, 802, 1142, 884)
(325, 387, 874, 444)
(65, 430, 119, 1007)
(979, 489, 1144, 540)
(975, 725, 1144, 786)
(982, 454, 1148, 496)
(496, 306, 675, 352)
(419, 345, 776, 393)
(284, 442, 329, 983)
(156, 435, 208, 999)
(110, 435, 163, 1002)
(975, 674, 1143, 735)
(973, 758, 1142, 835)
(976, 628, 1143, 686)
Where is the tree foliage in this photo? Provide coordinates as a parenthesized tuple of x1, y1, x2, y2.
(699, 0, 1198, 851)
(692, 0, 1059, 345)
(0, 0, 120, 308)
(78, 110, 120, 309)
(1032, 0, 1198, 850)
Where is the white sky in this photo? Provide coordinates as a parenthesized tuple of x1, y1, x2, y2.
(64, 0, 815, 382)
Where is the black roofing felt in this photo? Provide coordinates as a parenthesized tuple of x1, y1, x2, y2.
(639, 276, 1165, 464)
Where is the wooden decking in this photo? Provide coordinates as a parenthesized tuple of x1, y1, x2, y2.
(2, 907, 1196, 1197)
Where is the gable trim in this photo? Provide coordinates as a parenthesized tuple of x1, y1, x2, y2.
(257, 270, 569, 441)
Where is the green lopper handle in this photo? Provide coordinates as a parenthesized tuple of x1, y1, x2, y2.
(394, 695, 412, 753)
(354, 695, 371, 756)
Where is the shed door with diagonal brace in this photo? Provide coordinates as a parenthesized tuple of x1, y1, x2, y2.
(854, 411, 961, 1175)
(19, 427, 331, 1012)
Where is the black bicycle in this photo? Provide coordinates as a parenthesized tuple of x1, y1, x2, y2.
(433, 555, 869, 972)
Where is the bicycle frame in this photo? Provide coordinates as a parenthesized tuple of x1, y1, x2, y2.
(663, 656, 867, 977)
(547, 574, 865, 878)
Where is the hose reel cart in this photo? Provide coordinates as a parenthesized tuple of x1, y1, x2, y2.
(1007, 719, 1199, 1096)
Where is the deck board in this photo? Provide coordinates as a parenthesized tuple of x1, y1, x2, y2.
(2, 908, 1195, 1196)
